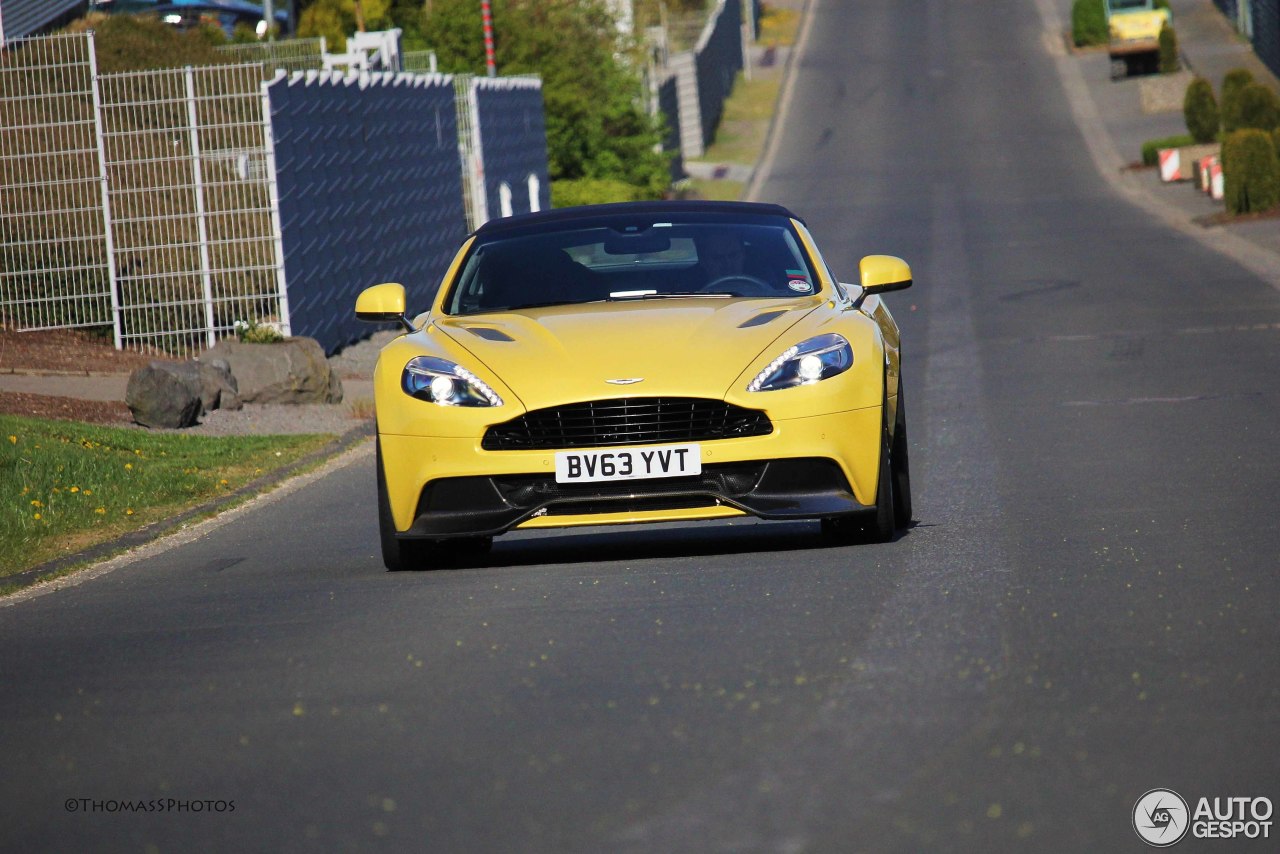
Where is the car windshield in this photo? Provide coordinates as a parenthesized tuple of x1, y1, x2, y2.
(444, 221, 822, 315)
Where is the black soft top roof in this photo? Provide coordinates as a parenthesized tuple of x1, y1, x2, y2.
(471, 200, 804, 239)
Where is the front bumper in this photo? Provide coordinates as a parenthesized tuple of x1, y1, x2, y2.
(380, 405, 883, 537)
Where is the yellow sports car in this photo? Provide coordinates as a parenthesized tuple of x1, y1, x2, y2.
(355, 201, 912, 570)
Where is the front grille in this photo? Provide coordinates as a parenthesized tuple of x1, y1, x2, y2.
(482, 397, 773, 450)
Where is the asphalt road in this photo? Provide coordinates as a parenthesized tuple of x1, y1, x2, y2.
(4, 1, 1280, 851)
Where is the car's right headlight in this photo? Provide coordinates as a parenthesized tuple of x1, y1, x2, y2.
(402, 356, 503, 407)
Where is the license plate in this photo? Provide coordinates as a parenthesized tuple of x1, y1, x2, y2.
(554, 444, 702, 484)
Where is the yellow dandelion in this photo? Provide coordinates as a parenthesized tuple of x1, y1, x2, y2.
(33, 512, 42, 520)
(70, 486, 79, 493)
(94, 507, 106, 515)
(21, 486, 29, 495)
(30, 499, 42, 508)
(219, 479, 229, 487)
(134, 449, 142, 456)
(124, 463, 133, 470)
(125, 508, 135, 516)
(7, 435, 15, 444)
(83, 489, 92, 496)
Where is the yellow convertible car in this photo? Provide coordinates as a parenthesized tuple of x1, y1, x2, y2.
(355, 201, 912, 569)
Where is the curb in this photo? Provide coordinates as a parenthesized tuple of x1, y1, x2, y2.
(3, 421, 374, 593)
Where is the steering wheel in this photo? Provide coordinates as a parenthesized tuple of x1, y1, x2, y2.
(699, 274, 774, 296)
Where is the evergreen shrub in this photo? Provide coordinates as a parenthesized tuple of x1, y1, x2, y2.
(1221, 129, 1280, 214)
(1183, 77, 1220, 143)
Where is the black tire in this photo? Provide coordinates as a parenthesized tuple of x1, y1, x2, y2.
(376, 438, 432, 571)
(891, 381, 912, 529)
(864, 422, 896, 543)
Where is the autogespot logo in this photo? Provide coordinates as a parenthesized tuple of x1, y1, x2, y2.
(1134, 789, 1191, 847)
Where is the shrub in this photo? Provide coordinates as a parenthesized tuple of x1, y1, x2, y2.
(552, 179, 649, 208)
(1158, 23, 1179, 73)
(1183, 77, 1220, 143)
(1141, 133, 1194, 167)
(1237, 82, 1280, 132)
(1221, 129, 1280, 214)
(1072, 0, 1108, 47)
(1273, 128, 1280, 160)
(1221, 67, 1255, 133)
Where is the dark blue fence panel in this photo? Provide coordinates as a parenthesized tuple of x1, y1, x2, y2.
(474, 77, 551, 218)
(657, 74, 685, 181)
(694, 0, 744, 149)
(1255, 0, 1280, 80)
(268, 72, 467, 354)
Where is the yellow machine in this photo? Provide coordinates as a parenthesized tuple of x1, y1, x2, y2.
(1107, 0, 1172, 79)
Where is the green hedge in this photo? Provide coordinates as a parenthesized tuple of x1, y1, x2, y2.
(1222, 129, 1280, 214)
(1183, 77, 1220, 143)
(552, 179, 651, 208)
(1237, 82, 1280, 132)
(1141, 134, 1194, 167)
(1159, 24, 1179, 74)
(1072, 0, 1107, 48)
(1221, 68, 1256, 133)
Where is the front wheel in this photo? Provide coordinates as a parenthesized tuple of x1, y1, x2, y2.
(891, 381, 913, 529)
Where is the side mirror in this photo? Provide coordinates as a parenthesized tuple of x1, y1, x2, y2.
(858, 255, 912, 294)
(356, 283, 413, 332)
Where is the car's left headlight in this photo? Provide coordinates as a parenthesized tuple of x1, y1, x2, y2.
(747, 333, 853, 392)
(402, 356, 504, 407)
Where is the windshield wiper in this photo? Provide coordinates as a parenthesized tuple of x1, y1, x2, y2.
(608, 291, 733, 300)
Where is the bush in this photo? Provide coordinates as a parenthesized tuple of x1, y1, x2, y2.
(1221, 129, 1280, 214)
(62, 13, 232, 72)
(1237, 82, 1280, 132)
(551, 179, 649, 208)
(1221, 67, 1255, 133)
(1273, 128, 1280, 160)
(1141, 133, 1194, 167)
(1183, 77, 1220, 143)
(1072, 0, 1107, 47)
(1159, 24, 1179, 74)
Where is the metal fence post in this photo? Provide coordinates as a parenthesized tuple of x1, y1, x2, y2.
(87, 32, 124, 350)
(184, 65, 217, 349)
(260, 70, 292, 337)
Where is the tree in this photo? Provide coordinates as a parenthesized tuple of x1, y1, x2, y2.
(298, 0, 393, 50)
(422, 0, 670, 198)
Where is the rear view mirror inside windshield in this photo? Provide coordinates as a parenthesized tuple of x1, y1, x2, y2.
(603, 233, 672, 255)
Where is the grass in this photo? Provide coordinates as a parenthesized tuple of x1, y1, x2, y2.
(1, 415, 334, 579)
(702, 74, 781, 165)
(685, 178, 746, 200)
(759, 4, 801, 46)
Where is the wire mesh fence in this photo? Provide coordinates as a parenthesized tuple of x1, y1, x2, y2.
(97, 61, 286, 356)
(216, 38, 327, 74)
(0, 32, 116, 337)
(1, 30, 287, 357)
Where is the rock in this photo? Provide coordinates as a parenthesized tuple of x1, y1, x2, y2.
(125, 360, 245, 428)
(199, 359, 242, 412)
(126, 362, 203, 429)
(201, 337, 343, 405)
